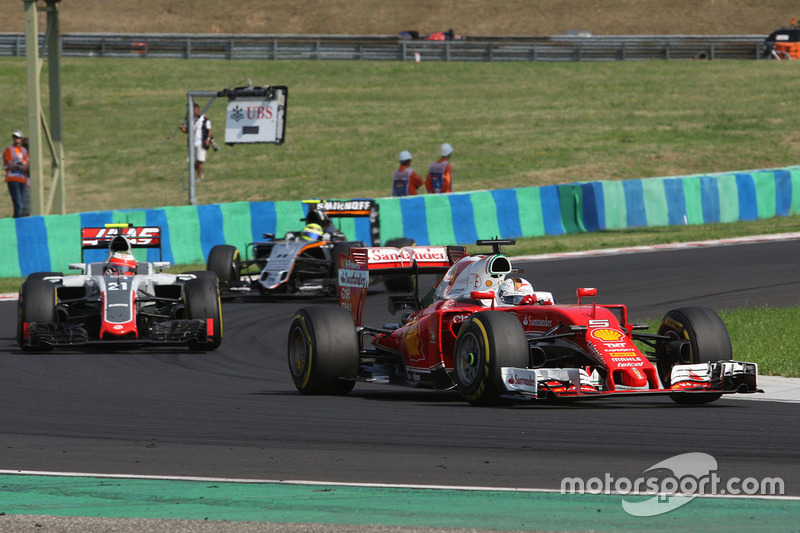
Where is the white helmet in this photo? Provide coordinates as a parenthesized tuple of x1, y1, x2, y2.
(497, 277, 534, 305)
(399, 150, 412, 162)
(440, 142, 453, 157)
(12, 130, 24, 139)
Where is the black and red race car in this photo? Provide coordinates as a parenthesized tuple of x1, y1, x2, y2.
(17, 224, 222, 352)
(287, 240, 761, 406)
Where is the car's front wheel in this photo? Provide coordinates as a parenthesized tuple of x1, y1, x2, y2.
(453, 311, 529, 406)
(655, 306, 731, 405)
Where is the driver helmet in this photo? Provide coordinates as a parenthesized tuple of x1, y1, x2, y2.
(301, 223, 324, 241)
(497, 277, 534, 305)
(105, 251, 137, 276)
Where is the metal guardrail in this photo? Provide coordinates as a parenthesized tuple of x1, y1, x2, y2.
(0, 33, 767, 62)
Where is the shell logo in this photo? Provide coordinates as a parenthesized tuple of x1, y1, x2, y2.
(590, 328, 624, 342)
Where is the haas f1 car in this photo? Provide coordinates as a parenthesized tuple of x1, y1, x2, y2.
(207, 199, 413, 297)
(17, 225, 222, 352)
(288, 240, 761, 406)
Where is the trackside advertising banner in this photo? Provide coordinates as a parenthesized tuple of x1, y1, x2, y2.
(2, 165, 800, 277)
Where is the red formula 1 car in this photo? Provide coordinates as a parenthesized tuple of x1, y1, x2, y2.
(288, 240, 761, 406)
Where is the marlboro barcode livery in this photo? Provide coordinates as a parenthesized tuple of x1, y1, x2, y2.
(288, 239, 761, 406)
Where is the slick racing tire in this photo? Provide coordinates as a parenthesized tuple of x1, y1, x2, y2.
(207, 245, 240, 284)
(17, 278, 57, 352)
(183, 275, 223, 351)
(383, 238, 416, 293)
(655, 306, 731, 405)
(453, 311, 529, 406)
(287, 306, 359, 395)
(26, 272, 63, 280)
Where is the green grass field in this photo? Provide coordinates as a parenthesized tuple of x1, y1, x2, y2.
(2, 58, 800, 213)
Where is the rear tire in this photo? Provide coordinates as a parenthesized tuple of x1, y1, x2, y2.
(17, 279, 57, 351)
(287, 306, 359, 395)
(207, 245, 240, 284)
(453, 311, 529, 406)
(656, 307, 731, 405)
(183, 275, 223, 351)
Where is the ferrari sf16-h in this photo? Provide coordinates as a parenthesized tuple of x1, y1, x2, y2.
(288, 240, 761, 406)
(17, 224, 222, 352)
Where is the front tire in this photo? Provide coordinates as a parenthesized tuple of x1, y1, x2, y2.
(207, 245, 240, 284)
(183, 275, 223, 351)
(656, 307, 731, 405)
(453, 311, 529, 406)
(17, 279, 57, 351)
(287, 306, 359, 395)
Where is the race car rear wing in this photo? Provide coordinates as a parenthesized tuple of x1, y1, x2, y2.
(80, 224, 163, 261)
(303, 199, 380, 246)
(338, 245, 467, 325)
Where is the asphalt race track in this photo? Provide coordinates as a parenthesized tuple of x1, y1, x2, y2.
(1, 239, 799, 496)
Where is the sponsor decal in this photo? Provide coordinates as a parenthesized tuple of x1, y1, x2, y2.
(367, 247, 448, 265)
(317, 200, 374, 213)
(82, 226, 161, 247)
(505, 369, 537, 389)
(338, 268, 369, 288)
(609, 351, 640, 358)
(590, 328, 625, 342)
(523, 316, 552, 328)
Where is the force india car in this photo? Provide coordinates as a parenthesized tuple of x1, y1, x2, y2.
(17, 224, 222, 352)
(288, 240, 761, 406)
(207, 199, 413, 297)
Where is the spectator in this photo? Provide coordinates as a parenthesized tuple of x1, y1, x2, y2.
(425, 143, 453, 194)
(3, 130, 29, 218)
(178, 103, 213, 181)
(391, 150, 424, 197)
(21, 136, 30, 216)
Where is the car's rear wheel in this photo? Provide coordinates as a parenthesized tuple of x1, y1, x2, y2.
(453, 311, 529, 406)
(655, 306, 731, 405)
(287, 306, 359, 395)
(183, 275, 223, 351)
(17, 279, 57, 351)
(383, 238, 416, 293)
(207, 245, 240, 284)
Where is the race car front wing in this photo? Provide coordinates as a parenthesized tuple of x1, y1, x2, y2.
(501, 360, 761, 400)
(22, 319, 210, 348)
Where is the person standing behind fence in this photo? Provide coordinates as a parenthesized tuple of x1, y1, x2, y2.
(391, 150, 424, 197)
(426, 142, 453, 194)
(178, 103, 212, 181)
(3, 130, 29, 218)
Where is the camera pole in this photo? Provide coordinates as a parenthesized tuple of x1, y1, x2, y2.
(186, 91, 217, 206)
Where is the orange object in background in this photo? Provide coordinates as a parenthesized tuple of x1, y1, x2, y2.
(763, 22, 800, 59)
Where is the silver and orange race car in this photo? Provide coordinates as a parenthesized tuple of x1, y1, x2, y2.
(288, 239, 761, 406)
(207, 199, 414, 297)
(17, 224, 222, 352)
